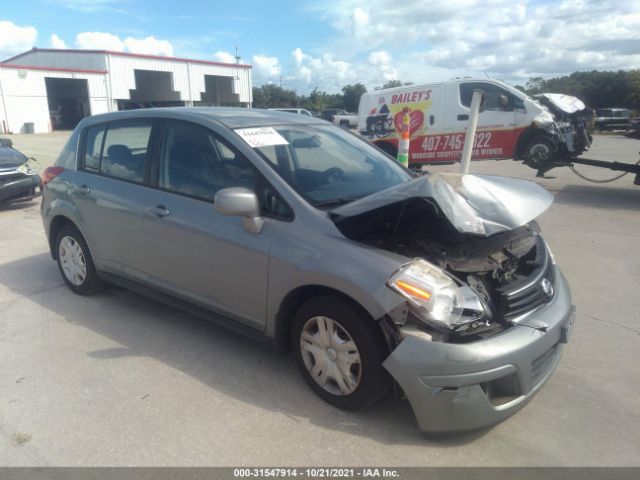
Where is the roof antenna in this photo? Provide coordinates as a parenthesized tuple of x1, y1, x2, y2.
(234, 45, 241, 64)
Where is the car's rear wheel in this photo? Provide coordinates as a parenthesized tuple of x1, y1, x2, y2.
(292, 294, 391, 410)
(55, 224, 104, 295)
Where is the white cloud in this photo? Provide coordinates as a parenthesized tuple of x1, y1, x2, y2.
(75, 31, 124, 51)
(287, 48, 359, 91)
(0, 20, 37, 57)
(213, 50, 236, 63)
(123, 36, 173, 56)
(253, 54, 281, 78)
(74, 32, 173, 56)
(317, 0, 640, 82)
(49, 34, 67, 49)
(368, 50, 397, 81)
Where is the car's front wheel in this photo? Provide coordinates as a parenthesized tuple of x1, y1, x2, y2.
(292, 294, 391, 410)
(55, 224, 104, 295)
(523, 135, 558, 170)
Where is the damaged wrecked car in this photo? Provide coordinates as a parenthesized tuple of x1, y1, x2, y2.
(41, 108, 575, 433)
(0, 138, 41, 206)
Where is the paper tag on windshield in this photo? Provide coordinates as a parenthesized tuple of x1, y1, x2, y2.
(236, 127, 289, 148)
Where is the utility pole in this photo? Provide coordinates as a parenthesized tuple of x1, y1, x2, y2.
(234, 45, 241, 64)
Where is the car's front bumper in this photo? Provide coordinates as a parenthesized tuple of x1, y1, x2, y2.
(0, 173, 40, 204)
(383, 267, 575, 433)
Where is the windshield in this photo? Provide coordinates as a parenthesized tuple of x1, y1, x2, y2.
(0, 146, 27, 168)
(245, 125, 412, 208)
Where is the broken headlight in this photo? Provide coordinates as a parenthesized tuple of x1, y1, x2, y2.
(387, 260, 488, 333)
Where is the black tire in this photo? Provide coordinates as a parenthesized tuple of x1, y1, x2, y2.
(523, 135, 558, 170)
(291, 294, 391, 410)
(55, 224, 104, 295)
(339, 120, 350, 128)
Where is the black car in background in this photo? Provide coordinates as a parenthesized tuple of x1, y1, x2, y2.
(0, 139, 41, 205)
(594, 108, 633, 131)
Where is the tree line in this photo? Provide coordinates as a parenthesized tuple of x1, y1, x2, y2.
(251, 80, 412, 112)
(516, 70, 640, 111)
(252, 71, 640, 112)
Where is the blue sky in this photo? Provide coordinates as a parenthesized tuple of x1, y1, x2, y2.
(1, 0, 639, 94)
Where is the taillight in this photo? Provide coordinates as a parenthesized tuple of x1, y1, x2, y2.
(41, 166, 65, 187)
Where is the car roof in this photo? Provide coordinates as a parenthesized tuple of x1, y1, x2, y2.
(82, 107, 326, 129)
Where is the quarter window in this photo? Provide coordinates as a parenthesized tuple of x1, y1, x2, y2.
(159, 121, 256, 201)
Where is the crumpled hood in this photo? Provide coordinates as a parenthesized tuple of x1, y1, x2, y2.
(331, 173, 553, 237)
(535, 93, 586, 114)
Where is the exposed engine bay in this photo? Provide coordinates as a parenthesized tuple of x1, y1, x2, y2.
(333, 196, 552, 336)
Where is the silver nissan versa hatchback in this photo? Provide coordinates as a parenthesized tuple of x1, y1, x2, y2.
(41, 108, 575, 433)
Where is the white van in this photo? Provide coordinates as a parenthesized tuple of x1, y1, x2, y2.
(268, 108, 316, 117)
(358, 79, 592, 170)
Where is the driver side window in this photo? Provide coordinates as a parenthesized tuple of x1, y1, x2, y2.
(459, 82, 522, 111)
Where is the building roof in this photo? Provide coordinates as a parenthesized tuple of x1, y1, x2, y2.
(1, 48, 252, 69)
(0, 63, 107, 74)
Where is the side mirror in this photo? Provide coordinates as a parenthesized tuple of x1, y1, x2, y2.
(0, 138, 13, 148)
(498, 94, 510, 110)
(214, 187, 264, 234)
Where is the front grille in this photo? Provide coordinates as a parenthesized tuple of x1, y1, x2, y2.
(497, 237, 555, 320)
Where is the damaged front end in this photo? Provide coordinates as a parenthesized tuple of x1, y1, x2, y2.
(0, 139, 41, 206)
(533, 93, 593, 158)
(332, 173, 555, 339)
(331, 173, 575, 432)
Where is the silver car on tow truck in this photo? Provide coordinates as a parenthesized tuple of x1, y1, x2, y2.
(41, 108, 575, 433)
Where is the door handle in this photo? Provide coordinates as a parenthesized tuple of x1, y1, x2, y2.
(457, 114, 469, 121)
(148, 205, 170, 218)
(429, 115, 435, 125)
(77, 185, 90, 195)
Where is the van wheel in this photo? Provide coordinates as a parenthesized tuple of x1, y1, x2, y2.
(523, 136, 558, 170)
(292, 294, 391, 410)
(55, 224, 104, 295)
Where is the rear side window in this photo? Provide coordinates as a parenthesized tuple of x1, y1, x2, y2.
(100, 121, 153, 183)
(159, 120, 255, 201)
(81, 120, 153, 183)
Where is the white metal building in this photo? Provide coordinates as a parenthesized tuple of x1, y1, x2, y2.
(0, 48, 253, 134)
